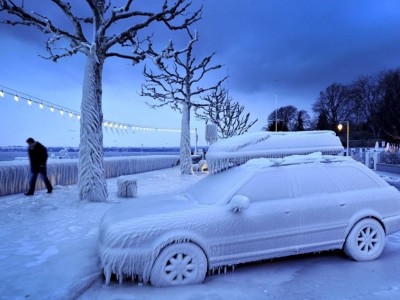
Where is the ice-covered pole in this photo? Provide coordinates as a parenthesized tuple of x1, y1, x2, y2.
(206, 123, 218, 145)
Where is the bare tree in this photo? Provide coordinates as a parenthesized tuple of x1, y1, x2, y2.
(140, 30, 225, 174)
(312, 83, 353, 130)
(350, 74, 386, 138)
(0, 0, 200, 201)
(380, 69, 400, 139)
(263, 105, 298, 131)
(195, 87, 257, 138)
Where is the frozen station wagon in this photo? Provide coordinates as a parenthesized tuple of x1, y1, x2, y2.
(98, 152, 400, 287)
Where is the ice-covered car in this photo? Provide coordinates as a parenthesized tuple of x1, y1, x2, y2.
(98, 153, 400, 287)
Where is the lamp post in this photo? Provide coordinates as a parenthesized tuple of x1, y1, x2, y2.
(275, 94, 278, 132)
(338, 121, 350, 156)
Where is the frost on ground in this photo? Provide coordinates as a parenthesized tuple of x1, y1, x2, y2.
(0, 166, 202, 300)
(1, 164, 400, 300)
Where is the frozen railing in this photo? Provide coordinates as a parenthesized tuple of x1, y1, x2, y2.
(0, 155, 179, 196)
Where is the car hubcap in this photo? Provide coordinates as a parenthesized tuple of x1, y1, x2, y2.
(164, 253, 197, 283)
(357, 226, 379, 253)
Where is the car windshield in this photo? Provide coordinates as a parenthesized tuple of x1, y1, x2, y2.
(185, 166, 251, 205)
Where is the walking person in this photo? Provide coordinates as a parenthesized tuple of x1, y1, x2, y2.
(25, 138, 53, 196)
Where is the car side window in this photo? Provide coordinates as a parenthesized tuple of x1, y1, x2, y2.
(292, 165, 339, 196)
(328, 165, 381, 190)
(235, 168, 293, 202)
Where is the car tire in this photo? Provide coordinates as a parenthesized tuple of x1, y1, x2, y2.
(150, 243, 207, 287)
(344, 218, 385, 261)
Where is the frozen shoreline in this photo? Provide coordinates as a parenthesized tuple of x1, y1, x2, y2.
(0, 155, 179, 196)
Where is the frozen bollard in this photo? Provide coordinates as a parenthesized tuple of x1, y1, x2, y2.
(117, 176, 137, 198)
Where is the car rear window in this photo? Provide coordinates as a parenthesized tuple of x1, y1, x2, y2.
(327, 164, 383, 191)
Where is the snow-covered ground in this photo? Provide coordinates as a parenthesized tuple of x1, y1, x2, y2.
(1, 167, 400, 300)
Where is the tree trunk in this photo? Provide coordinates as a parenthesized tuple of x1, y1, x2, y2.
(78, 52, 108, 202)
(180, 102, 193, 174)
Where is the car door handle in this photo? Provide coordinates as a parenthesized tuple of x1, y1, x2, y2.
(284, 211, 291, 215)
(339, 202, 346, 207)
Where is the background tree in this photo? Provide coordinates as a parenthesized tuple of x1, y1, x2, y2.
(0, 0, 200, 202)
(314, 111, 330, 130)
(312, 83, 353, 131)
(350, 74, 385, 139)
(141, 30, 225, 174)
(195, 86, 258, 138)
(293, 110, 311, 131)
(263, 105, 298, 131)
(380, 69, 400, 140)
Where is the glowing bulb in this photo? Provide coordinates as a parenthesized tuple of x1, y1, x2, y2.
(114, 124, 118, 128)
(77, 115, 81, 120)
(27, 99, 32, 106)
(0, 90, 4, 97)
(39, 103, 44, 109)
(14, 95, 19, 102)
(50, 106, 54, 112)
(59, 109, 64, 115)
(69, 112, 73, 118)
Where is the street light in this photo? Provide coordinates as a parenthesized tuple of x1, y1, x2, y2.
(338, 121, 350, 156)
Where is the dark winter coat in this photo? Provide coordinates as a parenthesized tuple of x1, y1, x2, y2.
(28, 142, 49, 173)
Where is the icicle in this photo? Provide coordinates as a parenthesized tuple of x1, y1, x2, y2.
(104, 266, 111, 285)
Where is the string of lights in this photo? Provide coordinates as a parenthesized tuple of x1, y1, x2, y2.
(0, 84, 195, 133)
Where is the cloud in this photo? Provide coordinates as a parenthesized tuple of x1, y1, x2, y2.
(1, 0, 400, 146)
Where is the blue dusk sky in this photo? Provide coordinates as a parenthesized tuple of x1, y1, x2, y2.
(1, 0, 400, 147)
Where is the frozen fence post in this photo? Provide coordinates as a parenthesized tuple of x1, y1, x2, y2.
(117, 176, 137, 198)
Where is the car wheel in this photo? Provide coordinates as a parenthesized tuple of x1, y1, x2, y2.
(150, 243, 207, 287)
(344, 218, 385, 261)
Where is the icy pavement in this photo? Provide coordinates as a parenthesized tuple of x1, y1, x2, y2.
(0, 167, 204, 300)
(1, 167, 400, 300)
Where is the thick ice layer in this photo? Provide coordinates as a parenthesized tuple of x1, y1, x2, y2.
(206, 131, 344, 173)
(98, 154, 400, 286)
(0, 155, 179, 196)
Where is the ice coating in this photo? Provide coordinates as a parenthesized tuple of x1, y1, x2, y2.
(98, 153, 400, 286)
(206, 130, 344, 173)
(0, 155, 179, 196)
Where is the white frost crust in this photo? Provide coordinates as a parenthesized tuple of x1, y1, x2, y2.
(0, 156, 179, 196)
(206, 131, 344, 173)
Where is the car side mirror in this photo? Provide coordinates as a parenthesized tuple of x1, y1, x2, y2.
(229, 195, 250, 213)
